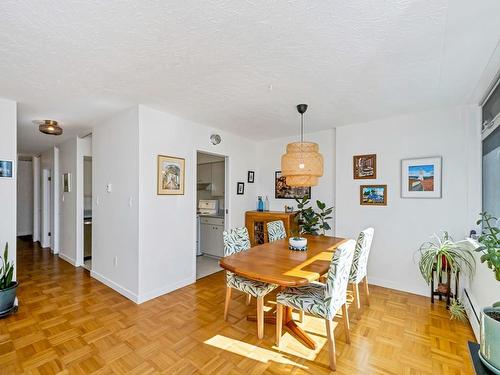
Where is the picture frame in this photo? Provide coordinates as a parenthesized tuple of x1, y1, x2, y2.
(0, 160, 13, 178)
(274, 171, 311, 200)
(237, 182, 245, 195)
(247, 171, 255, 183)
(62, 173, 71, 192)
(360, 184, 387, 206)
(157, 155, 185, 195)
(401, 156, 441, 198)
(353, 154, 377, 179)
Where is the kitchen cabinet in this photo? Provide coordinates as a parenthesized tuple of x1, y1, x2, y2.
(200, 216, 224, 257)
(211, 161, 224, 197)
(197, 163, 212, 183)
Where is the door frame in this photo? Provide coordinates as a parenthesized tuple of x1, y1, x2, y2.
(41, 168, 51, 248)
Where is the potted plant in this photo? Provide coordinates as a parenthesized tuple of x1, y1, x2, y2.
(0, 242, 17, 313)
(294, 197, 334, 236)
(475, 212, 500, 372)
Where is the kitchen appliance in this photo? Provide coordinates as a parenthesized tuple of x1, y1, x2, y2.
(197, 200, 220, 256)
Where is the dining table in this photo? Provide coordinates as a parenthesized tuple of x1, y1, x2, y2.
(219, 234, 347, 350)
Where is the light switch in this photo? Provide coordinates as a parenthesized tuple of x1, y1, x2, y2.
(128, 197, 133, 207)
(106, 183, 112, 193)
(96, 196, 100, 206)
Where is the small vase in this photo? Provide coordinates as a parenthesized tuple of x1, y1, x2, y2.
(289, 237, 307, 250)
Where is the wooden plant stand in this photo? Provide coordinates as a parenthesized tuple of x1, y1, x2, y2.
(430, 266, 459, 307)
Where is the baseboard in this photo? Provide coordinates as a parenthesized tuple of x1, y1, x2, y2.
(137, 276, 195, 304)
(90, 270, 139, 303)
(58, 253, 77, 266)
(368, 276, 428, 297)
(462, 288, 480, 341)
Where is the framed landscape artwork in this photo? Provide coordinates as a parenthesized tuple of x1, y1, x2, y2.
(0, 160, 13, 178)
(353, 154, 376, 179)
(401, 157, 441, 198)
(157, 155, 185, 195)
(360, 184, 387, 206)
(275, 171, 311, 199)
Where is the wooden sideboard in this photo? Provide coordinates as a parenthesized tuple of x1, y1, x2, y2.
(245, 211, 298, 246)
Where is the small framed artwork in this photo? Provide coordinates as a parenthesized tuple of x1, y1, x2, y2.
(360, 184, 387, 206)
(353, 154, 376, 179)
(157, 155, 185, 195)
(275, 171, 311, 199)
(237, 182, 245, 195)
(0, 160, 13, 178)
(247, 171, 255, 183)
(401, 157, 441, 198)
(62, 173, 71, 192)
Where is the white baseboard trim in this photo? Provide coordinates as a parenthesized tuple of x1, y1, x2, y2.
(58, 253, 77, 266)
(137, 276, 195, 304)
(462, 288, 480, 341)
(90, 270, 139, 303)
(368, 276, 428, 297)
(17, 231, 33, 237)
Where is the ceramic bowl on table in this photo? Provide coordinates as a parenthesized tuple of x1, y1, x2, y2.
(289, 237, 307, 251)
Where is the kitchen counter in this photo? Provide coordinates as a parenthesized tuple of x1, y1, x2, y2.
(198, 214, 224, 219)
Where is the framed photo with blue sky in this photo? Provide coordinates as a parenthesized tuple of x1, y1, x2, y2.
(0, 160, 13, 178)
(401, 156, 442, 198)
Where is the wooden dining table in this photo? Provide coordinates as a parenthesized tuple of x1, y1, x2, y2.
(219, 234, 347, 349)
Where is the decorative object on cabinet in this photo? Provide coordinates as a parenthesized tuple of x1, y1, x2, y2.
(210, 134, 221, 145)
(401, 156, 441, 198)
(157, 155, 185, 195)
(62, 173, 71, 192)
(237, 182, 244, 195)
(360, 185, 387, 206)
(257, 196, 264, 211)
(280, 104, 323, 187)
(247, 171, 255, 183)
(353, 154, 376, 179)
(284, 205, 294, 213)
(245, 211, 297, 246)
(0, 161, 13, 178)
(275, 171, 311, 199)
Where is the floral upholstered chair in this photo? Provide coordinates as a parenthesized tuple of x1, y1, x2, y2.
(349, 228, 374, 316)
(275, 239, 356, 371)
(266, 220, 287, 242)
(223, 227, 278, 339)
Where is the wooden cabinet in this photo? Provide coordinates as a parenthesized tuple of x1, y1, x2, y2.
(200, 216, 224, 257)
(245, 211, 298, 246)
(211, 161, 224, 197)
(197, 164, 211, 183)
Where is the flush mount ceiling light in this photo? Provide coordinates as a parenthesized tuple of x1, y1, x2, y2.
(281, 104, 323, 187)
(34, 120, 63, 135)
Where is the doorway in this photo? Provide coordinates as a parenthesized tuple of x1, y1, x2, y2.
(83, 156, 92, 270)
(41, 169, 52, 248)
(195, 151, 227, 279)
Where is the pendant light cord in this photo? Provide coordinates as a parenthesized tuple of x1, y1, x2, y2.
(300, 113, 304, 143)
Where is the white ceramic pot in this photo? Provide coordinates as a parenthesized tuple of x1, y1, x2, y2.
(480, 307, 500, 373)
(289, 237, 307, 249)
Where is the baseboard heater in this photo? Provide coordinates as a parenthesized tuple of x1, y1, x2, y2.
(463, 288, 480, 341)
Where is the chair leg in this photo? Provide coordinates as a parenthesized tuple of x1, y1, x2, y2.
(224, 287, 232, 321)
(276, 303, 283, 346)
(298, 310, 304, 323)
(325, 319, 336, 371)
(341, 303, 351, 344)
(364, 276, 370, 306)
(257, 296, 264, 339)
(352, 282, 361, 318)
(246, 294, 252, 305)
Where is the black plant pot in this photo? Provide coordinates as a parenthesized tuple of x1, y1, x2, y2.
(0, 281, 18, 313)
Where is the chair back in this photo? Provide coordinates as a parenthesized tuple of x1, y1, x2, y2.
(267, 220, 286, 242)
(324, 239, 356, 315)
(349, 228, 374, 283)
(223, 227, 251, 256)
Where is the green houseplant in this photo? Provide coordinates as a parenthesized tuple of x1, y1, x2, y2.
(294, 197, 334, 236)
(0, 242, 18, 313)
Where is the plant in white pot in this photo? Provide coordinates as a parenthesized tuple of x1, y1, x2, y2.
(0, 242, 17, 314)
(292, 197, 334, 250)
(475, 212, 500, 372)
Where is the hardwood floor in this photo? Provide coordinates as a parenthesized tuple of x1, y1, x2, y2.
(0, 237, 476, 374)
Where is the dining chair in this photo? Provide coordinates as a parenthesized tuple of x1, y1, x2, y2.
(275, 239, 356, 371)
(267, 220, 286, 242)
(223, 227, 278, 339)
(349, 228, 374, 317)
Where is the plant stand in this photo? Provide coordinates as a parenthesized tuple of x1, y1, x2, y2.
(430, 267, 459, 307)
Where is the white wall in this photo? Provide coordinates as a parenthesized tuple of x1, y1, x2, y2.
(92, 108, 140, 300)
(335, 106, 481, 296)
(256, 129, 336, 234)
(137, 105, 257, 302)
(17, 159, 33, 236)
(0, 98, 17, 277)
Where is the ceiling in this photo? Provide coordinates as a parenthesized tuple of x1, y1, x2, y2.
(1, 1, 499, 154)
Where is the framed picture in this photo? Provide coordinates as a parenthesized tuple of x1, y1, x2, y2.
(157, 155, 185, 195)
(247, 171, 255, 183)
(0, 160, 13, 178)
(360, 184, 387, 206)
(237, 182, 245, 195)
(275, 171, 311, 200)
(401, 157, 441, 198)
(353, 154, 376, 179)
(62, 173, 71, 192)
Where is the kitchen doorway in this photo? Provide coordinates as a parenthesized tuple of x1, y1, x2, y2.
(83, 156, 92, 271)
(195, 151, 227, 279)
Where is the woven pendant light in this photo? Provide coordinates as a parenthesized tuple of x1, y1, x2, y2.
(281, 104, 323, 187)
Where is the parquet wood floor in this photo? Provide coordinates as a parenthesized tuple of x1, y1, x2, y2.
(0, 237, 476, 374)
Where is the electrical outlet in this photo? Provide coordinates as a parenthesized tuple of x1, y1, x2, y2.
(113, 256, 118, 267)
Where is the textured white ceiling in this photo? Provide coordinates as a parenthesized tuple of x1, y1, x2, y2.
(1, 0, 499, 154)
